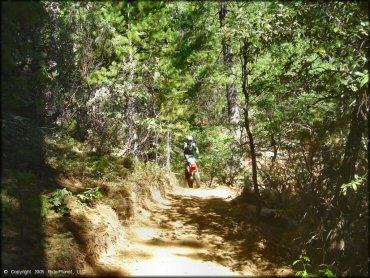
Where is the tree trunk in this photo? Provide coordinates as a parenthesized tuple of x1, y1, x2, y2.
(326, 91, 368, 265)
(337, 90, 367, 214)
(125, 1, 138, 156)
(240, 40, 261, 216)
(271, 133, 277, 161)
(339, 92, 366, 186)
(219, 2, 240, 128)
(155, 130, 160, 164)
(167, 131, 171, 172)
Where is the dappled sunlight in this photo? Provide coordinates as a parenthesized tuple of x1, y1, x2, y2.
(141, 237, 205, 249)
(97, 185, 293, 276)
(131, 226, 160, 241)
(151, 190, 173, 208)
(118, 249, 153, 260)
(173, 186, 238, 199)
(121, 253, 243, 276)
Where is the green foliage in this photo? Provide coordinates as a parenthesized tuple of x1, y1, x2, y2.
(318, 266, 335, 278)
(46, 135, 132, 181)
(340, 175, 365, 196)
(41, 194, 51, 218)
(293, 254, 335, 278)
(77, 187, 102, 205)
(293, 254, 311, 275)
(193, 127, 242, 186)
(92, 156, 111, 176)
(48, 188, 72, 215)
(66, 119, 78, 135)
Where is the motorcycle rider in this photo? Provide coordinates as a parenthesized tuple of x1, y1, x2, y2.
(183, 135, 199, 181)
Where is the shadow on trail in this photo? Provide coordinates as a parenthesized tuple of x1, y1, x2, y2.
(149, 192, 290, 274)
(142, 238, 205, 249)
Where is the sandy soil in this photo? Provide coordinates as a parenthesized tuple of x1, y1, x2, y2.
(97, 186, 293, 276)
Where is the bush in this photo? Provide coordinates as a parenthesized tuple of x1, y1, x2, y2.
(293, 254, 335, 278)
(77, 187, 103, 206)
(48, 188, 72, 215)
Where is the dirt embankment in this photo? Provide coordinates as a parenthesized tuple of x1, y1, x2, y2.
(44, 168, 177, 276)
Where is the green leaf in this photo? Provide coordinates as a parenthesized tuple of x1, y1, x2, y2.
(293, 260, 301, 266)
(324, 268, 335, 278)
(360, 75, 368, 88)
(319, 268, 335, 278)
(295, 270, 309, 277)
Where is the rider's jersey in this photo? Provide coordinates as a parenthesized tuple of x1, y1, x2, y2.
(184, 142, 198, 157)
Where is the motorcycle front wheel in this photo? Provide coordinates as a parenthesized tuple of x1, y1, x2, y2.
(187, 177, 194, 188)
(194, 172, 201, 188)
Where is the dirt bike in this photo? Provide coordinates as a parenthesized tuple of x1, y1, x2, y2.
(185, 155, 201, 188)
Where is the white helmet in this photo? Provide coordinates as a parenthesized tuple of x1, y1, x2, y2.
(186, 135, 193, 142)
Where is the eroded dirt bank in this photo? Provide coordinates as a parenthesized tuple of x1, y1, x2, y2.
(93, 186, 293, 276)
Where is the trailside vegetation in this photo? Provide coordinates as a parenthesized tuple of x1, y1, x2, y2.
(2, 1, 368, 276)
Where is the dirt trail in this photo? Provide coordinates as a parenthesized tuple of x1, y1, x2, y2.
(97, 186, 293, 276)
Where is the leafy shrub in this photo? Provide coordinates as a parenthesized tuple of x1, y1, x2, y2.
(66, 119, 78, 134)
(293, 254, 335, 278)
(48, 188, 72, 215)
(92, 155, 110, 177)
(340, 174, 365, 196)
(77, 187, 102, 205)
